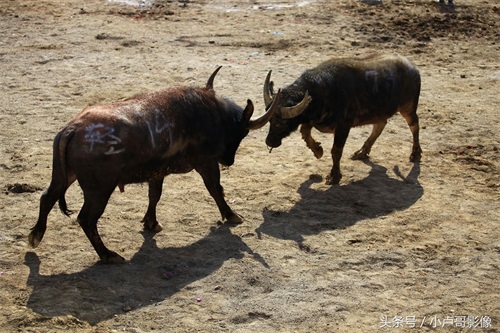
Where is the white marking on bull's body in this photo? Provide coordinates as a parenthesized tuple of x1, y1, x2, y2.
(154, 109, 170, 133)
(135, 108, 175, 149)
(365, 70, 379, 93)
(113, 107, 135, 125)
(84, 123, 124, 154)
(107, 134, 121, 144)
(386, 68, 394, 83)
(133, 110, 156, 148)
(85, 124, 112, 151)
(145, 119, 156, 148)
(155, 109, 175, 147)
(365, 68, 395, 95)
(104, 147, 126, 155)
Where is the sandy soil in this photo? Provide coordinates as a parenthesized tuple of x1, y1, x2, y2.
(0, 0, 499, 332)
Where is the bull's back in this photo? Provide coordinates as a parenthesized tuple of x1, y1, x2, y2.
(63, 89, 227, 183)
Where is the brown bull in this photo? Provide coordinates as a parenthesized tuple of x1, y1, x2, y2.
(29, 67, 281, 263)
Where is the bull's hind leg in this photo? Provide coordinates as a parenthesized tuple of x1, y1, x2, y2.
(142, 178, 164, 232)
(78, 189, 124, 264)
(351, 121, 387, 160)
(29, 174, 76, 248)
(196, 161, 242, 224)
(29, 186, 60, 249)
(400, 106, 422, 162)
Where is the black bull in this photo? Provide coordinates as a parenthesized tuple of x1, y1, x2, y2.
(29, 67, 281, 264)
(263, 53, 422, 185)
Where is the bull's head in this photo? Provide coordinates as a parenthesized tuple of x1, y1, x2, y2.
(206, 67, 283, 166)
(262, 70, 312, 149)
(206, 66, 282, 131)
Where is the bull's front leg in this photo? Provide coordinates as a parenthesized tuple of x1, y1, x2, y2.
(300, 124, 323, 159)
(326, 124, 351, 185)
(195, 161, 242, 224)
(142, 178, 164, 233)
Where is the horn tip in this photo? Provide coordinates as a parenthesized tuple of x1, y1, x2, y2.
(206, 66, 223, 90)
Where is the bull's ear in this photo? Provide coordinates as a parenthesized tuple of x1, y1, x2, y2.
(242, 99, 254, 125)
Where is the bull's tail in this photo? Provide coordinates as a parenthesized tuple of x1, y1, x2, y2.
(56, 127, 75, 216)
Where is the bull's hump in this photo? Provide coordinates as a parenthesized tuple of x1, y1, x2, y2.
(322, 53, 408, 70)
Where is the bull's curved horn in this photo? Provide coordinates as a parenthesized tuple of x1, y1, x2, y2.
(263, 70, 274, 106)
(280, 90, 312, 119)
(206, 66, 222, 90)
(247, 89, 282, 130)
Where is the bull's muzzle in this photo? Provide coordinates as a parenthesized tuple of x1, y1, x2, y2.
(265, 136, 282, 150)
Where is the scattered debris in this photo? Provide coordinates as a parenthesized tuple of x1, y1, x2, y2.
(5, 183, 42, 194)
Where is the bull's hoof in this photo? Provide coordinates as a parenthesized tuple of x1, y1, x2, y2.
(143, 219, 163, 233)
(409, 150, 422, 163)
(311, 145, 323, 159)
(100, 251, 126, 264)
(226, 213, 243, 225)
(351, 149, 369, 160)
(151, 223, 163, 233)
(28, 231, 41, 248)
(325, 172, 342, 185)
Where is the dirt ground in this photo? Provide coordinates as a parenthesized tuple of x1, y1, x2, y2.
(0, 0, 499, 332)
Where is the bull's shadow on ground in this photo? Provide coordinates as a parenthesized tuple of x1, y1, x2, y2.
(24, 224, 266, 325)
(256, 161, 422, 246)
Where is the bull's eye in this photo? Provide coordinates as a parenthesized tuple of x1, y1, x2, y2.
(273, 120, 287, 130)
